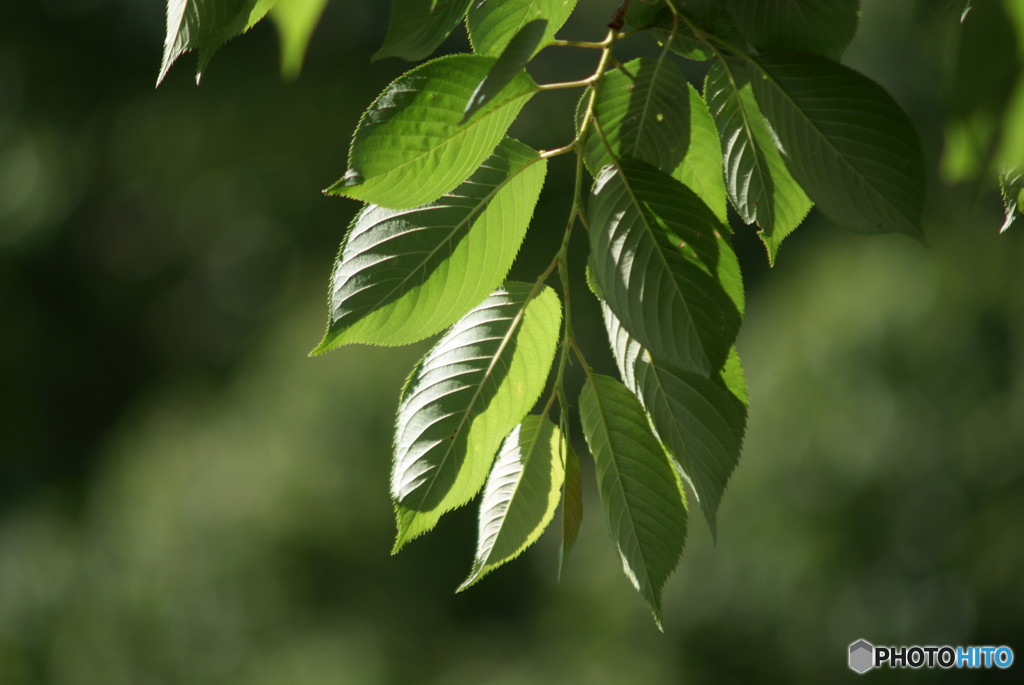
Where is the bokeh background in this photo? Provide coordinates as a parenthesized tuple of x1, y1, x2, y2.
(2, 1, 1022, 683)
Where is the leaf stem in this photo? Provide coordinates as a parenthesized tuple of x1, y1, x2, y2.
(547, 38, 613, 50)
(540, 142, 577, 159)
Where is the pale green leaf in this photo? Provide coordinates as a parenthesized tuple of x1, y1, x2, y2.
(392, 283, 561, 551)
(671, 83, 729, 225)
(583, 57, 693, 177)
(559, 438, 582, 577)
(999, 166, 1024, 233)
(705, 59, 811, 265)
(459, 416, 566, 589)
(749, 52, 927, 238)
(314, 138, 547, 351)
(374, 0, 473, 62)
(327, 54, 537, 209)
(158, 0, 276, 85)
(269, 0, 328, 80)
(467, 0, 577, 56)
(463, 19, 547, 123)
(603, 307, 746, 536)
(726, 0, 859, 61)
(588, 159, 741, 376)
(579, 373, 688, 629)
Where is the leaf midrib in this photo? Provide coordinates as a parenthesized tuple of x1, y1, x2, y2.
(586, 377, 656, 594)
(475, 416, 548, 570)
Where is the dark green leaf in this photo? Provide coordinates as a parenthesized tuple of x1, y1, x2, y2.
(270, 0, 328, 80)
(582, 57, 693, 177)
(158, 0, 274, 85)
(314, 138, 547, 351)
(671, 83, 729, 225)
(625, 0, 744, 62)
(463, 19, 548, 123)
(374, 0, 473, 62)
(468, 0, 577, 56)
(750, 52, 927, 238)
(705, 59, 811, 265)
(459, 416, 566, 589)
(327, 54, 537, 209)
(726, 0, 859, 61)
(603, 306, 746, 537)
(559, 438, 582, 577)
(579, 373, 688, 629)
(392, 282, 561, 551)
(588, 159, 741, 376)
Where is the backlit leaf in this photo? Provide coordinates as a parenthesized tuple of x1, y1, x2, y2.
(270, 0, 328, 80)
(392, 283, 561, 551)
(314, 138, 547, 351)
(671, 83, 729, 225)
(579, 373, 688, 629)
(327, 54, 537, 209)
(459, 416, 566, 589)
(158, 0, 275, 85)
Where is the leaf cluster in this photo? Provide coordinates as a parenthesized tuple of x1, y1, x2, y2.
(157, 0, 940, 627)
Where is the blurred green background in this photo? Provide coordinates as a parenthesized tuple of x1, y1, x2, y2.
(2, 1, 1022, 683)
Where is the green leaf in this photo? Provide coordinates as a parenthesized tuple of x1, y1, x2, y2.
(671, 83, 729, 225)
(158, 0, 275, 85)
(603, 306, 746, 537)
(374, 0, 473, 62)
(467, 0, 577, 56)
(582, 57, 693, 177)
(269, 0, 328, 80)
(999, 166, 1024, 233)
(749, 52, 927, 238)
(327, 54, 537, 209)
(559, 438, 582, 577)
(314, 138, 547, 351)
(392, 282, 561, 551)
(722, 346, 749, 407)
(579, 373, 688, 629)
(463, 20, 548, 123)
(588, 159, 741, 376)
(726, 0, 859, 61)
(705, 59, 811, 265)
(459, 416, 566, 590)
(625, 0, 744, 62)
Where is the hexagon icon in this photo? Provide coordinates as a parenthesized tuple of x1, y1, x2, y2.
(849, 639, 874, 674)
